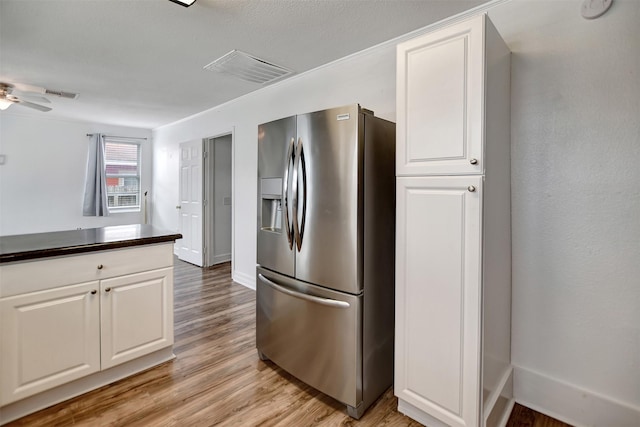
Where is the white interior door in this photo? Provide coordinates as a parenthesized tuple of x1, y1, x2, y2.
(178, 139, 203, 266)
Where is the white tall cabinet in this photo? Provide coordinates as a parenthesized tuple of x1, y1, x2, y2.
(395, 14, 513, 427)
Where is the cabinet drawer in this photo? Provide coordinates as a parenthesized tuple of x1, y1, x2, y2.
(0, 243, 174, 297)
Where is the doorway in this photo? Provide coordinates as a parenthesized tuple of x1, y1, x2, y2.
(204, 133, 233, 267)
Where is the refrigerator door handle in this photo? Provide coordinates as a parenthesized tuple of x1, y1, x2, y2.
(292, 138, 307, 251)
(258, 274, 351, 309)
(283, 137, 295, 250)
(291, 140, 299, 249)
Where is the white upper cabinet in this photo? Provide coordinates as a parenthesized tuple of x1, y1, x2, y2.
(397, 15, 484, 176)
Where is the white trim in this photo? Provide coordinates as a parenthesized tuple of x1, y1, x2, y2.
(153, 0, 512, 131)
(496, 400, 515, 427)
(484, 367, 515, 427)
(484, 367, 513, 420)
(203, 131, 233, 268)
(211, 253, 231, 265)
(513, 365, 640, 427)
(233, 269, 255, 291)
(0, 347, 174, 425)
(398, 398, 450, 427)
(230, 127, 236, 281)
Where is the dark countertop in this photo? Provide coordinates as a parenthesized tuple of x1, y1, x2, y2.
(0, 224, 182, 264)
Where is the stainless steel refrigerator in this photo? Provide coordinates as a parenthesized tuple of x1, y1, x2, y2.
(256, 104, 395, 418)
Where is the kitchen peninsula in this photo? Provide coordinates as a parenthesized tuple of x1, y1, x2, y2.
(0, 224, 182, 424)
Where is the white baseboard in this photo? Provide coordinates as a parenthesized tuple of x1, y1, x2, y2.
(211, 253, 231, 265)
(485, 366, 515, 427)
(398, 399, 450, 427)
(233, 269, 255, 290)
(0, 347, 175, 425)
(513, 365, 640, 427)
(398, 367, 514, 427)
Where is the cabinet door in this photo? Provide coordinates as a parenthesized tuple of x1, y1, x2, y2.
(397, 15, 484, 176)
(0, 281, 100, 405)
(395, 176, 482, 427)
(100, 267, 174, 369)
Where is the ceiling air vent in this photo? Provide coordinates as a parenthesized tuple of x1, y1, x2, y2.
(203, 50, 294, 85)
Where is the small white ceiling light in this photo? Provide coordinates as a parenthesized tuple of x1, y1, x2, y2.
(204, 50, 294, 85)
(0, 84, 13, 110)
(169, 0, 196, 7)
(0, 98, 13, 110)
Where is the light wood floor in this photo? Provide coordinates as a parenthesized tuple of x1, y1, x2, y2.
(7, 259, 570, 427)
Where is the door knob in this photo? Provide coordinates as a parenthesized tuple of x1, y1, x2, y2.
(176, 205, 182, 209)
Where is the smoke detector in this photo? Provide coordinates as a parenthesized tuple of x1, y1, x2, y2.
(581, 0, 613, 19)
(203, 50, 294, 85)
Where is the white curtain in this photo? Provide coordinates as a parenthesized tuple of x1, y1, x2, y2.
(82, 134, 109, 216)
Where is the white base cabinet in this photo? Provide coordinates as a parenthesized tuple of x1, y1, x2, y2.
(0, 243, 175, 411)
(101, 268, 173, 370)
(396, 176, 483, 427)
(0, 281, 101, 405)
(395, 14, 513, 427)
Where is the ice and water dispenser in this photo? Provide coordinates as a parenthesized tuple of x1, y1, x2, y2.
(260, 178, 283, 232)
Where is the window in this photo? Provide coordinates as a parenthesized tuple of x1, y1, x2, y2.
(104, 141, 141, 211)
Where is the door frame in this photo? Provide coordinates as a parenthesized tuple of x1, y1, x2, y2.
(203, 129, 234, 268)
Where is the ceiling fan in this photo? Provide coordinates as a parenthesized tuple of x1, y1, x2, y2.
(0, 82, 78, 112)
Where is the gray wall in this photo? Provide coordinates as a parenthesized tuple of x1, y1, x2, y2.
(0, 113, 152, 235)
(489, 0, 640, 422)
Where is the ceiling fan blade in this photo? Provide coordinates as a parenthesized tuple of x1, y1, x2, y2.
(4, 82, 78, 99)
(11, 82, 46, 94)
(20, 94, 51, 103)
(16, 99, 52, 112)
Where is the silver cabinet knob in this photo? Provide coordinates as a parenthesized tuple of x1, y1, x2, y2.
(105, 287, 112, 293)
(469, 158, 478, 165)
(97, 264, 104, 270)
(91, 290, 97, 295)
(468, 186, 476, 192)
(175, 205, 182, 209)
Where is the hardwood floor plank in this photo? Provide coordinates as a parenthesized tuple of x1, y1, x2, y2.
(6, 259, 568, 427)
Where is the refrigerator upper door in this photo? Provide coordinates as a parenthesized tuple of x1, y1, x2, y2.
(294, 104, 363, 294)
(257, 116, 296, 277)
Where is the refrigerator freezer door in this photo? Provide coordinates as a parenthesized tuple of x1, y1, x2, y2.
(294, 105, 363, 294)
(256, 267, 362, 407)
(257, 116, 296, 277)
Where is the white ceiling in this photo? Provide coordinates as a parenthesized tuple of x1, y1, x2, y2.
(0, 0, 488, 129)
